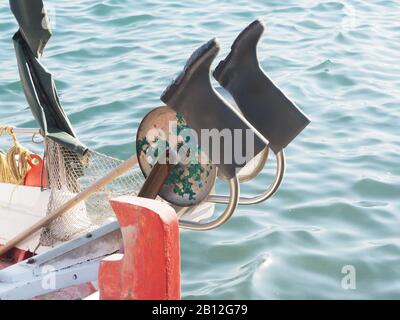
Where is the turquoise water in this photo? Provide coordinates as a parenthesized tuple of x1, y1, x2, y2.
(1, 0, 400, 299)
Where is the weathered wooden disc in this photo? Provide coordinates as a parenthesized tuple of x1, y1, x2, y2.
(136, 106, 217, 206)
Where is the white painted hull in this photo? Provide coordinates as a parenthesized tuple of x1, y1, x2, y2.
(0, 183, 50, 253)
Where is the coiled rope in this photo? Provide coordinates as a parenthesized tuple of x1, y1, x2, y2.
(0, 125, 32, 185)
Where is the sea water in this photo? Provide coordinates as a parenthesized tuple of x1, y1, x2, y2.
(0, 0, 399, 299)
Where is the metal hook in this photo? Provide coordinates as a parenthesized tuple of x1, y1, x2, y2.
(32, 132, 44, 144)
(179, 175, 239, 230)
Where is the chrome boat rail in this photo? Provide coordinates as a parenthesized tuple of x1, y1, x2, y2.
(207, 150, 285, 205)
(179, 176, 239, 230)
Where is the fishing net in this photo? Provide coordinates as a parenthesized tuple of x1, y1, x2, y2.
(40, 138, 145, 246)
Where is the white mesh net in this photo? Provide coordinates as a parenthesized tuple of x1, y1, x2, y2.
(40, 138, 145, 246)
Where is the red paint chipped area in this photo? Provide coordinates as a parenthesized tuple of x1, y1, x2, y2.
(32, 283, 97, 300)
(0, 246, 33, 270)
(0, 258, 13, 270)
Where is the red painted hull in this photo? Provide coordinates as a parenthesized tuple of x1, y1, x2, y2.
(0, 246, 33, 269)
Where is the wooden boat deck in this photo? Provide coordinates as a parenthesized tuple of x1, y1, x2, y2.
(0, 259, 13, 270)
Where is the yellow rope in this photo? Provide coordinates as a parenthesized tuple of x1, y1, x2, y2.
(0, 125, 32, 185)
(0, 150, 18, 184)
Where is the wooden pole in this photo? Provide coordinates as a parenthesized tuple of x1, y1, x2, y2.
(138, 162, 173, 199)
